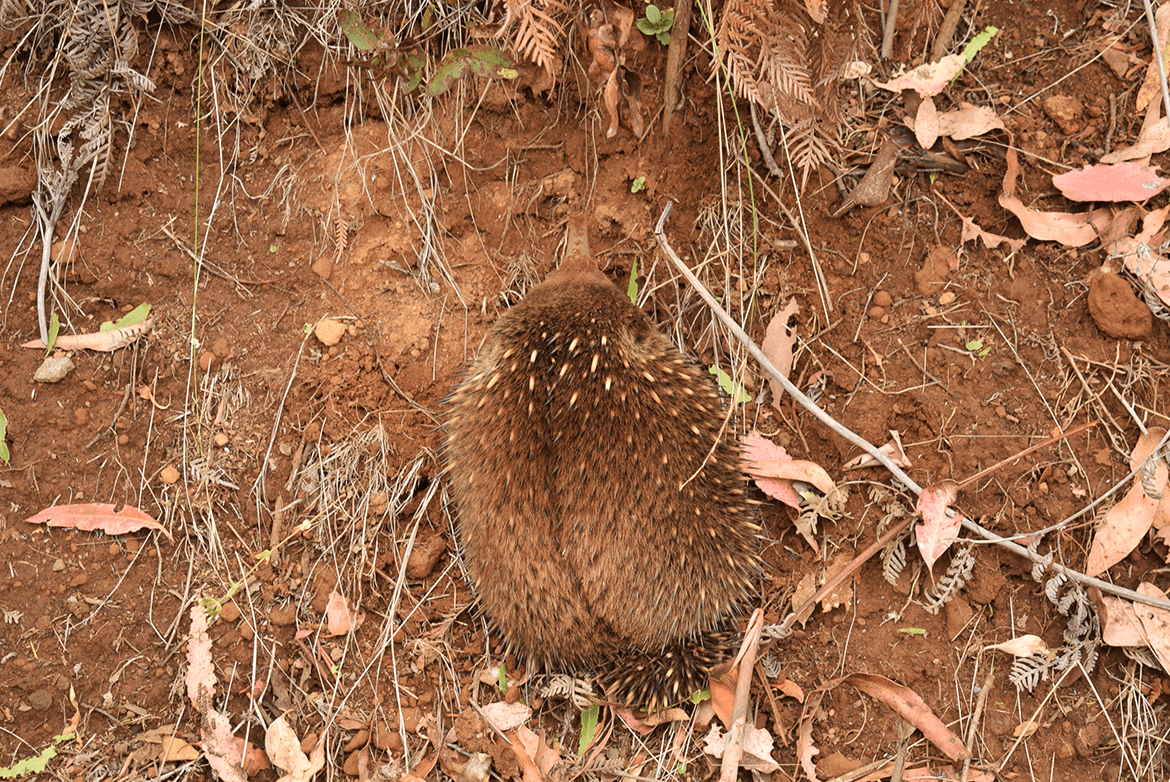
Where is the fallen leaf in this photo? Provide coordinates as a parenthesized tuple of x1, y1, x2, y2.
(915, 481, 963, 577)
(760, 298, 800, 407)
(480, 702, 531, 732)
(158, 735, 200, 763)
(1084, 428, 1167, 577)
(702, 722, 780, 773)
(204, 709, 249, 782)
(999, 148, 1097, 246)
(26, 503, 170, 539)
(842, 431, 912, 471)
(819, 550, 857, 613)
(742, 431, 836, 512)
(874, 55, 966, 97)
(914, 97, 939, 150)
(935, 104, 1005, 140)
(21, 318, 155, 351)
(267, 714, 326, 782)
(1013, 718, 1039, 738)
(774, 679, 804, 701)
(1137, 3, 1170, 112)
(984, 635, 1051, 658)
(512, 725, 562, 777)
(325, 590, 354, 636)
(1100, 595, 1148, 647)
(936, 191, 1025, 253)
(507, 730, 544, 782)
(1053, 162, 1170, 202)
(1102, 120, 1170, 163)
(1135, 582, 1170, 673)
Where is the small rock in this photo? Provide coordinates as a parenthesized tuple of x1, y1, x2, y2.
(873, 290, 892, 308)
(311, 255, 333, 280)
(70, 572, 88, 587)
(73, 408, 90, 426)
(219, 600, 241, 622)
(52, 558, 66, 572)
(269, 603, 297, 626)
(118, 434, 130, 446)
(27, 689, 52, 710)
(160, 465, 180, 484)
(457, 752, 492, 782)
(1075, 723, 1101, 757)
(1043, 95, 1085, 135)
(212, 337, 231, 358)
(868, 306, 886, 319)
(343, 750, 361, 776)
(816, 752, 864, 778)
(373, 719, 403, 752)
(938, 291, 956, 305)
(1088, 268, 1151, 340)
(34, 355, 75, 383)
(198, 352, 216, 371)
(406, 532, 447, 580)
(214, 432, 229, 447)
(915, 245, 952, 296)
(0, 166, 36, 206)
(314, 318, 346, 347)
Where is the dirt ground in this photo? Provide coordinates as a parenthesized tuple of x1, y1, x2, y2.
(2, 0, 1170, 780)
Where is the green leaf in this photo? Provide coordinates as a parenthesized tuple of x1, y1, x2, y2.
(962, 26, 999, 65)
(708, 365, 752, 404)
(421, 5, 434, 30)
(635, 18, 655, 35)
(404, 52, 426, 92)
(965, 339, 983, 352)
(578, 703, 599, 754)
(428, 46, 517, 96)
(45, 312, 59, 356)
(898, 627, 927, 636)
(0, 408, 9, 464)
(657, 31, 671, 45)
(0, 744, 56, 778)
(497, 664, 507, 692)
(339, 10, 380, 51)
(101, 303, 151, 333)
(630, 176, 646, 193)
(690, 687, 711, 704)
(627, 257, 639, 304)
(646, 4, 660, 24)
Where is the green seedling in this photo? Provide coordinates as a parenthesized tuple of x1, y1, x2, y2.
(636, 4, 674, 45)
(101, 302, 151, 332)
(338, 10, 426, 93)
(45, 312, 59, 355)
(627, 257, 639, 304)
(427, 46, 517, 96)
(578, 703, 599, 754)
(965, 338, 991, 358)
(497, 663, 508, 692)
(0, 407, 8, 463)
(709, 365, 752, 404)
(899, 627, 927, 636)
(630, 176, 646, 193)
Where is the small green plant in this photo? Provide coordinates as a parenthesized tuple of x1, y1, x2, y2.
(45, 312, 59, 355)
(427, 46, 518, 97)
(339, 10, 426, 92)
(0, 407, 8, 464)
(627, 257, 639, 304)
(708, 365, 752, 404)
(636, 4, 674, 45)
(965, 338, 991, 358)
(578, 703, 599, 754)
(101, 302, 151, 332)
(630, 176, 646, 193)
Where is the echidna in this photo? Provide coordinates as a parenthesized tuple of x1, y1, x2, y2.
(445, 219, 763, 708)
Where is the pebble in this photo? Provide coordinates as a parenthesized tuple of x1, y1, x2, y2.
(1087, 268, 1151, 340)
(868, 306, 886, 319)
(34, 355, 75, 383)
(872, 290, 892, 308)
(314, 318, 346, 347)
(938, 291, 956, 305)
(198, 352, 215, 371)
(73, 408, 89, 426)
(160, 465, 180, 484)
(214, 432, 229, 447)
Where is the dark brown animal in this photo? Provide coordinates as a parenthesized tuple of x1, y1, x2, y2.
(446, 222, 762, 707)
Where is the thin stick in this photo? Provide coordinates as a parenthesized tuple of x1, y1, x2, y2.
(654, 202, 1170, 614)
(661, 0, 692, 136)
(955, 421, 1097, 490)
(931, 0, 969, 62)
(719, 609, 764, 782)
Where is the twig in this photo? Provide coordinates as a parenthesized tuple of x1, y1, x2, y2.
(931, 0, 969, 62)
(881, 0, 901, 60)
(661, 0, 692, 136)
(719, 610, 764, 782)
(955, 421, 1097, 490)
(1143, 0, 1170, 139)
(750, 102, 785, 179)
(959, 668, 994, 782)
(653, 202, 1170, 614)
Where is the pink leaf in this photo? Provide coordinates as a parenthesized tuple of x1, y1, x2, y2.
(935, 104, 1005, 140)
(915, 481, 962, 577)
(25, 502, 170, 539)
(760, 298, 799, 408)
(267, 714, 326, 782)
(742, 432, 836, 504)
(1085, 428, 1167, 577)
(1100, 595, 1148, 647)
(1052, 163, 1170, 202)
(204, 710, 249, 782)
(1135, 582, 1170, 674)
(874, 55, 966, 97)
(325, 590, 353, 636)
(913, 97, 939, 150)
(1000, 148, 1097, 246)
(186, 602, 217, 712)
(21, 318, 155, 352)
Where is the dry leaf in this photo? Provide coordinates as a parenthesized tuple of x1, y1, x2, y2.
(1053, 163, 1170, 202)
(819, 550, 856, 613)
(874, 55, 966, 97)
(20, 318, 155, 352)
(702, 723, 780, 773)
(999, 148, 1097, 246)
(26, 502, 170, 539)
(914, 97, 939, 149)
(1013, 719, 1040, 738)
(1135, 582, 1170, 673)
(760, 298, 799, 407)
(1100, 595, 1148, 647)
(936, 191, 1025, 253)
(842, 432, 912, 471)
(267, 714, 326, 782)
(507, 730, 543, 782)
(512, 725, 562, 777)
(186, 603, 217, 712)
(915, 481, 963, 577)
(325, 590, 354, 636)
(984, 635, 1051, 658)
(158, 735, 200, 763)
(480, 702, 531, 732)
(1137, 3, 1170, 111)
(205, 710, 249, 782)
(742, 431, 836, 510)
(935, 104, 1005, 140)
(1084, 428, 1167, 577)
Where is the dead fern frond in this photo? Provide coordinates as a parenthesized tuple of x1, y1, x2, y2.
(499, 0, 565, 79)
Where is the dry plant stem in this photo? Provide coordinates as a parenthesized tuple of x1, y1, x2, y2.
(954, 421, 1098, 490)
(750, 102, 786, 179)
(653, 202, 1170, 614)
(661, 0, 692, 136)
(959, 669, 995, 782)
(931, 0, 969, 62)
(1143, 0, 1170, 131)
(719, 609, 764, 782)
(881, 0, 900, 60)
